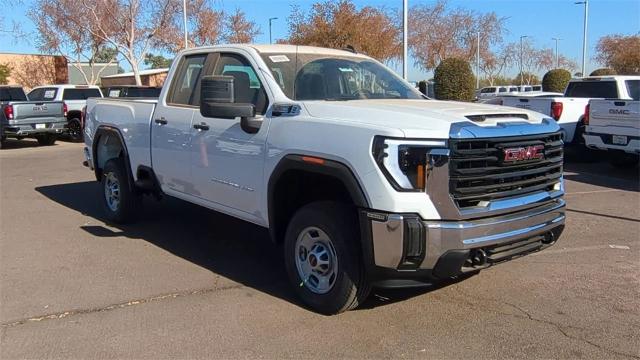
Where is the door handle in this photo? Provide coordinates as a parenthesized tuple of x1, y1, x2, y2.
(193, 122, 210, 131)
(154, 118, 168, 125)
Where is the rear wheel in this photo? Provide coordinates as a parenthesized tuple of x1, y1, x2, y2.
(284, 201, 370, 315)
(36, 134, 57, 146)
(101, 158, 140, 223)
(571, 120, 597, 162)
(0, 136, 5, 149)
(67, 118, 83, 142)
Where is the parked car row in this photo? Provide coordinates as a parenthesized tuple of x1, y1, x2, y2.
(476, 84, 543, 100)
(0, 84, 162, 148)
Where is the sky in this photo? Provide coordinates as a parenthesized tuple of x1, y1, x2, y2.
(2, 0, 639, 81)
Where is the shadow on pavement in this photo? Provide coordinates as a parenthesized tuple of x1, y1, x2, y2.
(35, 181, 448, 313)
(1, 138, 55, 150)
(563, 147, 639, 192)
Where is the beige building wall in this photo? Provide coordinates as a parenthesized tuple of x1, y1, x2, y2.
(0, 53, 68, 90)
(100, 72, 168, 87)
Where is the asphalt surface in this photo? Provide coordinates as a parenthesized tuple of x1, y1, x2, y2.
(1, 139, 639, 359)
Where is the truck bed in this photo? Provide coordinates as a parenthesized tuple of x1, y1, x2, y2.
(85, 97, 158, 173)
(585, 99, 640, 154)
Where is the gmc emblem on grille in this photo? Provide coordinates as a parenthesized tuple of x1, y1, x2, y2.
(503, 145, 545, 162)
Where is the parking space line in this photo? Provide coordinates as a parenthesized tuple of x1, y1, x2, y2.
(566, 208, 640, 223)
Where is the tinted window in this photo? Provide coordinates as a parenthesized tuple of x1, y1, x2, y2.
(532, 85, 542, 91)
(564, 81, 618, 98)
(169, 54, 207, 105)
(480, 88, 494, 94)
(214, 53, 268, 114)
(126, 87, 161, 97)
(62, 88, 102, 100)
(29, 88, 57, 101)
(498, 87, 507, 93)
(626, 80, 639, 101)
(0, 87, 28, 101)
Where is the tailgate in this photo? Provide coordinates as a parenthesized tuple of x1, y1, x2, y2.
(502, 97, 551, 115)
(589, 100, 640, 132)
(11, 101, 66, 124)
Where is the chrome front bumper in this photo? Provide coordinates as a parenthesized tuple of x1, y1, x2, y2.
(365, 198, 565, 272)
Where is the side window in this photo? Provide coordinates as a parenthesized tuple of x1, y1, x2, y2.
(213, 53, 268, 115)
(168, 54, 207, 106)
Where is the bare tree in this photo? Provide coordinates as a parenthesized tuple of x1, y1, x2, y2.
(284, 0, 401, 62)
(29, 0, 117, 85)
(537, 48, 577, 72)
(480, 46, 513, 86)
(73, 0, 181, 85)
(409, 0, 507, 71)
(155, 0, 224, 52)
(224, 8, 260, 43)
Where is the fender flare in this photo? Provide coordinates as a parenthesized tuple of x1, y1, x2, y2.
(267, 154, 370, 242)
(92, 126, 135, 190)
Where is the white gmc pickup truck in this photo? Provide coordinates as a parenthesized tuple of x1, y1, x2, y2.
(502, 76, 640, 145)
(83, 45, 566, 314)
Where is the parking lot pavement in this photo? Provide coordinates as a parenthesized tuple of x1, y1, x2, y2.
(1, 140, 639, 359)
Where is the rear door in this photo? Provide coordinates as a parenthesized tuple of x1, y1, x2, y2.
(151, 52, 211, 195)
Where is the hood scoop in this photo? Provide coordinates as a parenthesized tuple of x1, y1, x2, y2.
(465, 113, 529, 122)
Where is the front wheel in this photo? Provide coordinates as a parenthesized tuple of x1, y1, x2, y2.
(284, 201, 370, 315)
(101, 158, 140, 223)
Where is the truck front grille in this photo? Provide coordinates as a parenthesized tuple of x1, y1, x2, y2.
(448, 132, 563, 209)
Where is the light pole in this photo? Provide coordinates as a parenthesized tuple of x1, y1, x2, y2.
(520, 35, 528, 86)
(575, 1, 588, 76)
(402, 0, 408, 80)
(182, 0, 188, 49)
(476, 31, 480, 89)
(269, 17, 278, 44)
(552, 37, 563, 69)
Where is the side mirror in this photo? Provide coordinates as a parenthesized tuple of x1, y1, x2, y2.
(200, 75, 261, 134)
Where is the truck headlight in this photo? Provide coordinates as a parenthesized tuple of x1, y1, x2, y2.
(372, 136, 447, 192)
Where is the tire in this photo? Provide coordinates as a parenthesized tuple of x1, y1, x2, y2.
(0, 136, 5, 149)
(67, 118, 83, 142)
(570, 121, 597, 162)
(284, 201, 370, 315)
(101, 158, 140, 224)
(36, 134, 57, 146)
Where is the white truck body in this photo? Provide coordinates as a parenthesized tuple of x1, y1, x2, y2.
(502, 76, 640, 143)
(83, 45, 566, 313)
(584, 99, 640, 155)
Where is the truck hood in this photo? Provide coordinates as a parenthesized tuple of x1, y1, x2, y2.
(302, 99, 548, 138)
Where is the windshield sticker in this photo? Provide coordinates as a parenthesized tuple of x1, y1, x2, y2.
(269, 55, 290, 63)
(338, 67, 354, 72)
(44, 90, 56, 98)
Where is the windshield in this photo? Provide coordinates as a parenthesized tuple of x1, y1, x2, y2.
(260, 52, 423, 101)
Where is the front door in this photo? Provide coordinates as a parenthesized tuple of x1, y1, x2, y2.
(190, 51, 270, 223)
(151, 53, 208, 195)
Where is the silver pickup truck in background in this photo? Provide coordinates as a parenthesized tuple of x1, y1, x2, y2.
(584, 98, 640, 167)
(0, 85, 67, 148)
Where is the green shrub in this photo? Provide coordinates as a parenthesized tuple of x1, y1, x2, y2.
(542, 69, 572, 93)
(589, 68, 617, 76)
(433, 58, 475, 101)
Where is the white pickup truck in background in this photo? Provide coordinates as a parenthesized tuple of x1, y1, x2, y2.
(502, 76, 640, 145)
(28, 84, 103, 142)
(584, 98, 640, 167)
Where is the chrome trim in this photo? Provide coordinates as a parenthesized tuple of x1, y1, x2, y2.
(421, 199, 565, 268)
(449, 118, 559, 139)
(370, 214, 405, 268)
